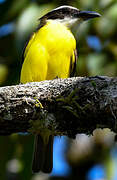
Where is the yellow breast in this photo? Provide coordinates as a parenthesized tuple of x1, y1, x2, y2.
(20, 20, 76, 83)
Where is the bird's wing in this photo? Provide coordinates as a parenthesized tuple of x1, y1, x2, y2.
(70, 49, 78, 77)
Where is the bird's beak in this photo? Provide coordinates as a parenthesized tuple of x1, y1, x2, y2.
(77, 10, 101, 20)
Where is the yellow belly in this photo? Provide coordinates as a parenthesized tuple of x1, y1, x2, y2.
(20, 20, 76, 83)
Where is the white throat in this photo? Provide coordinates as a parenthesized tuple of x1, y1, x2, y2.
(47, 17, 82, 28)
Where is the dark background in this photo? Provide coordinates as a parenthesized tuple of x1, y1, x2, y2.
(0, 0, 117, 179)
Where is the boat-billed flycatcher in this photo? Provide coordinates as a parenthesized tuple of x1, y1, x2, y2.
(20, 5, 101, 173)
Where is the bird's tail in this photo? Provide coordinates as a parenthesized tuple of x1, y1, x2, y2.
(32, 134, 53, 173)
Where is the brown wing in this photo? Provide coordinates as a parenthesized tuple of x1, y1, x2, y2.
(70, 49, 78, 77)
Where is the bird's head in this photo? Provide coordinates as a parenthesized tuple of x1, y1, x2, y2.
(39, 5, 101, 28)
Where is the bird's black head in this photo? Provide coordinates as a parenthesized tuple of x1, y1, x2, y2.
(39, 5, 101, 27)
(40, 6, 80, 20)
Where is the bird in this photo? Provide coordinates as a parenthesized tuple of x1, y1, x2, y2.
(20, 5, 101, 173)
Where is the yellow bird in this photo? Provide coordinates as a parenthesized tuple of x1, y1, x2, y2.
(20, 5, 101, 173)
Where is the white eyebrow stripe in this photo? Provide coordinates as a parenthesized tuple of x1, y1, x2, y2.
(53, 5, 78, 11)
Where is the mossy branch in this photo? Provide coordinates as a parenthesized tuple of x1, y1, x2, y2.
(0, 76, 117, 138)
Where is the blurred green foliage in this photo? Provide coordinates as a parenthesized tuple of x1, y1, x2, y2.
(0, 0, 117, 179)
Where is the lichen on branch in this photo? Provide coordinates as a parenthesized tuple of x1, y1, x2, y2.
(0, 76, 117, 137)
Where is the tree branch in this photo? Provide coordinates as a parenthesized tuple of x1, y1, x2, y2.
(0, 76, 117, 137)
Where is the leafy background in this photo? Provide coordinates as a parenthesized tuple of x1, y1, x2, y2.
(0, 0, 117, 179)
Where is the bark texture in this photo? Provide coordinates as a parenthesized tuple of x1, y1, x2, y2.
(0, 76, 117, 137)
